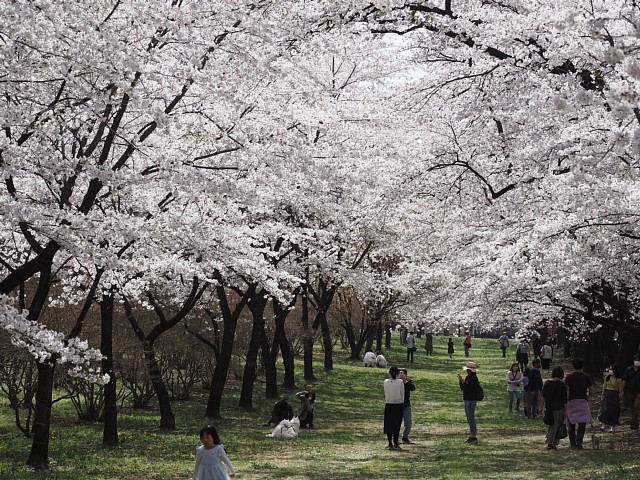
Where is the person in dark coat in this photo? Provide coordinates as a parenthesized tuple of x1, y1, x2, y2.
(458, 361, 481, 444)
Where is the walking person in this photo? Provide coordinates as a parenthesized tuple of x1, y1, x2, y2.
(598, 365, 623, 432)
(458, 361, 482, 444)
(541, 367, 568, 450)
(498, 331, 509, 358)
(193, 425, 236, 480)
(506, 363, 523, 413)
(540, 341, 553, 370)
(425, 332, 434, 356)
(532, 334, 543, 361)
(527, 359, 544, 419)
(447, 338, 455, 358)
(383, 366, 405, 450)
(565, 359, 593, 449)
(399, 368, 416, 443)
(516, 339, 530, 372)
(406, 332, 416, 363)
(622, 354, 640, 430)
(463, 330, 472, 357)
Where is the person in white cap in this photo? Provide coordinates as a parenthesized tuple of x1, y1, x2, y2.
(458, 361, 482, 444)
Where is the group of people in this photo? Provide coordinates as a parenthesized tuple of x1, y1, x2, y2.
(499, 332, 554, 371)
(190, 350, 640, 478)
(383, 360, 483, 448)
(505, 360, 544, 416)
(383, 366, 416, 449)
(405, 332, 435, 361)
(195, 390, 317, 479)
(382, 352, 640, 453)
(539, 355, 640, 450)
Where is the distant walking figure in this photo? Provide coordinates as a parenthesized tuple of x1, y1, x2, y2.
(425, 332, 434, 356)
(448, 338, 455, 358)
(406, 332, 416, 363)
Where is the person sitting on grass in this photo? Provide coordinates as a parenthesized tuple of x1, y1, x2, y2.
(296, 390, 316, 429)
(266, 397, 293, 427)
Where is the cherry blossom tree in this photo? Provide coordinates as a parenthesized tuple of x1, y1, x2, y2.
(374, 1, 640, 361)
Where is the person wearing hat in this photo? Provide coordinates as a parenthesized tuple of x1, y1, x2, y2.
(458, 361, 482, 444)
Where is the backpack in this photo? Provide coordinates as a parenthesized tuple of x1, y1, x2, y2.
(476, 384, 484, 401)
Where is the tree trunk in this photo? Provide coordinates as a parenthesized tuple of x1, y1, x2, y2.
(616, 330, 640, 367)
(26, 362, 55, 470)
(273, 305, 295, 389)
(261, 329, 279, 399)
(239, 305, 264, 410)
(101, 293, 118, 445)
(301, 288, 316, 381)
(205, 282, 251, 419)
(272, 298, 296, 389)
(320, 314, 333, 371)
(344, 321, 358, 360)
(206, 336, 233, 420)
(583, 329, 604, 375)
(376, 323, 384, 352)
(143, 341, 175, 430)
(384, 323, 392, 349)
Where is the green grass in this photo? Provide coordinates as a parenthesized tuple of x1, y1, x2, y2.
(1, 336, 639, 479)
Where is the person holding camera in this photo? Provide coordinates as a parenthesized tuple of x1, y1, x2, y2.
(458, 361, 481, 444)
(296, 390, 316, 429)
(399, 368, 416, 443)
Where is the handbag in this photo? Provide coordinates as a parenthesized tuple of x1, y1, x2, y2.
(557, 423, 568, 439)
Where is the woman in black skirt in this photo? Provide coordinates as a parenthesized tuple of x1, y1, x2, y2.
(383, 366, 405, 450)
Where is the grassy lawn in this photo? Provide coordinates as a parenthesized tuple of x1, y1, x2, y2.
(1, 336, 639, 479)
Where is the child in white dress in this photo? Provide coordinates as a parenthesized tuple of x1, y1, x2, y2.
(193, 425, 235, 480)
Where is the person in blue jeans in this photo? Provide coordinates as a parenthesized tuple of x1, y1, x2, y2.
(506, 363, 523, 413)
(399, 368, 416, 443)
(458, 361, 481, 444)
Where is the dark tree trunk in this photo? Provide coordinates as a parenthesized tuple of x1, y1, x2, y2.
(26, 362, 55, 470)
(616, 330, 640, 368)
(101, 293, 118, 445)
(343, 319, 357, 359)
(272, 297, 297, 390)
(376, 323, 384, 352)
(583, 329, 605, 375)
(261, 327, 279, 399)
(320, 315, 333, 371)
(365, 333, 374, 353)
(311, 283, 337, 372)
(124, 277, 207, 428)
(346, 320, 375, 360)
(206, 325, 235, 420)
(143, 340, 175, 430)
(384, 323, 392, 349)
(205, 281, 253, 419)
(239, 296, 267, 410)
(25, 255, 56, 470)
(273, 302, 296, 389)
(301, 284, 316, 381)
